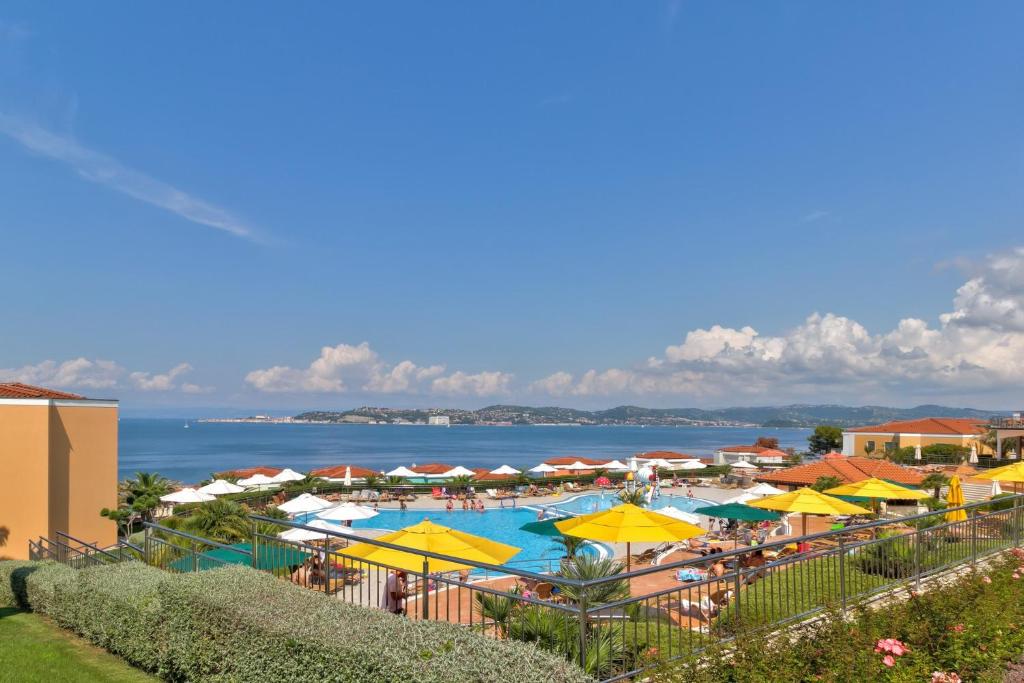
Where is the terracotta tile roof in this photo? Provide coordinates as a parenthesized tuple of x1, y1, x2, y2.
(544, 456, 608, 466)
(309, 464, 380, 479)
(636, 450, 700, 460)
(755, 455, 924, 487)
(718, 444, 775, 454)
(216, 466, 283, 478)
(0, 382, 85, 399)
(845, 417, 987, 436)
(471, 468, 516, 481)
(754, 449, 789, 458)
(410, 463, 456, 475)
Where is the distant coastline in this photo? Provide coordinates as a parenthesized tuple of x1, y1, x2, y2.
(195, 402, 998, 429)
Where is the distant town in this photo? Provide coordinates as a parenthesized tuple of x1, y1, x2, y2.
(197, 403, 999, 428)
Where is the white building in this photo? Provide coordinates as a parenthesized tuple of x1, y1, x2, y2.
(428, 415, 451, 427)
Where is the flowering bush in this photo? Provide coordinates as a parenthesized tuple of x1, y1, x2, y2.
(653, 549, 1024, 682)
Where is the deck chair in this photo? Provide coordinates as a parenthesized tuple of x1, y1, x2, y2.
(349, 489, 362, 502)
(431, 487, 444, 499)
(486, 488, 500, 499)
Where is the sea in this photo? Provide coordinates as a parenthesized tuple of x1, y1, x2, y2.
(119, 419, 812, 483)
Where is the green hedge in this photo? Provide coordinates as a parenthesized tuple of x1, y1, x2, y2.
(0, 560, 591, 683)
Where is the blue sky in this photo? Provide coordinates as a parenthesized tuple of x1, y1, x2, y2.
(2, 2, 1023, 414)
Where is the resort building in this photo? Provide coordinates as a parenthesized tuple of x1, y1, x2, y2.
(216, 465, 283, 479)
(713, 444, 789, 466)
(0, 382, 118, 560)
(309, 464, 380, 480)
(427, 415, 451, 426)
(840, 418, 989, 457)
(755, 453, 925, 490)
(543, 456, 609, 468)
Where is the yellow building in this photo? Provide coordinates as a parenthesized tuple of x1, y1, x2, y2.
(0, 382, 118, 560)
(841, 417, 989, 458)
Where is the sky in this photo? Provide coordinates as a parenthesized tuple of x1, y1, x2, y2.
(2, 2, 1023, 415)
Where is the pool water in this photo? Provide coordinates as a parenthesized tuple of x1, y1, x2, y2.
(545, 492, 710, 516)
(300, 505, 598, 574)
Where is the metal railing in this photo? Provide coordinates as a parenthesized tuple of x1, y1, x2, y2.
(28, 532, 124, 569)
(127, 495, 1024, 681)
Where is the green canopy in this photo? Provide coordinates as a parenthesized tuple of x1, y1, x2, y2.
(169, 542, 309, 572)
(692, 503, 780, 522)
(519, 517, 573, 537)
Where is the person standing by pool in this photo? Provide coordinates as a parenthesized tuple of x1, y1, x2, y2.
(445, 498, 454, 512)
(382, 569, 407, 615)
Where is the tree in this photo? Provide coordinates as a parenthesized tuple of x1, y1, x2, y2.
(363, 473, 380, 489)
(184, 499, 252, 544)
(811, 475, 844, 492)
(555, 534, 587, 560)
(921, 473, 950, 499)
(102, 471, 174, 535)
(556, 554, 630, 606)
(755, 436, 780, 449)
(449, 474, 473, 491)
(807, 426, 843, 455)
(617, 488, 647, 507)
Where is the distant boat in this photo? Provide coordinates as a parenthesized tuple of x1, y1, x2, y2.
(184, 423, 190, 429)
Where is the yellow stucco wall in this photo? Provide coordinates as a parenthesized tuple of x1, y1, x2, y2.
(0, 405, 51, 559)
(0, 401, 117, 560)
(51, 404, 118, 549)
(849, 432, 988, 456)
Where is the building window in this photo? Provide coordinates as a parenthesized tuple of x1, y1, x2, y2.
(884, 442, 896, 454)
(865, 440, 876, 454)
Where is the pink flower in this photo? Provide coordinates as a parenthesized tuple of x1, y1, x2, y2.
(882, 655, 896, 667)
(1014, 573, 1020, 580)
(951, 623, 965, 633)
(891, 643, 908, 656)
(982, 575, 992, 584)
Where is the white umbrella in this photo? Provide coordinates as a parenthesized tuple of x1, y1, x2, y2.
(655, 505, 702, 525)
(278, 519, 340, 542)
(343, 466, 352, 487)
(603, 460, 630, 471)
(317, 502, 379, 522)
(197, 479, 245, 496)
(722, 492, 758, 505)
(160, 488, 216, 504)
(272, 468, 305, 483)
(439, 465, 476, 478)
(914, 445, 922, 461)
(676, 459, 707, 471)
(237, 473, 279, 487)
(386, 466, 418, 477)
(563, 461, 594, 471)
(277, 492, 334, 515)
(490, 464, 521, 475)
(745, 482, 785, 496)
(529, 463, 558, 474)
(970, 445, 979, 465)
(647, 458, 675, 470)
(992, 480, 1003, 497)
(731, 460, 757, 469)
(629, 457, 639, 472)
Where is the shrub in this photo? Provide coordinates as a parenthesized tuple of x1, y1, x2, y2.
(159, 565, 591, 683)
(0, 560, 43, 608)
(23, 561, 77, 620)
(67, 562, 168, 672)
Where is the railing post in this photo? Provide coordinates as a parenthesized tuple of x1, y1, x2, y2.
(578, 591, 588, 672)
(192, 540, 199, 573)
(421, 557, 430, 620)
(144, 525, 151, 566)
(838, 536, 848, 614)
(970, 512, 978, 566)
(251, 520, 259, 570)
(733, 566, 743, 625)
(913, 527, 922, 592)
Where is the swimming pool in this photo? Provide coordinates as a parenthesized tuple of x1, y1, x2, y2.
(299, 506, 600, 574)
(544, 492, 711, 516)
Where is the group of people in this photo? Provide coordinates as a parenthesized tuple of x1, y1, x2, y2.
(445, 497, 486, 512)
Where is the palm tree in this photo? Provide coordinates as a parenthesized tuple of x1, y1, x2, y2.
(363, 473, 380, 489)
(122, 472, 174, 522)
(555, 534, 587, 560)
(385, 476, 406, 487)
(556, 554, 630, 606)
(449, 474, 473, 491)
(474, 586, 520, 637)
(617, 488, 647, 507)
(184, 499, 252, 544)
(811, 475, 844, 492)
(514, 472, 531, 487)
(921, 473, 950, 499)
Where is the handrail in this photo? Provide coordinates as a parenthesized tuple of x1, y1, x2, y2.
(250, 514, 583, 586)
(55, 531, 121, 561)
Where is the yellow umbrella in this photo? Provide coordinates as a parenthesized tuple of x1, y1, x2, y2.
(825, 477, 929, 514)
(335, 519, 520, 573)
(747, 487, 872, 535)
(974, 462, 1024, 484)
(555, 503, 705, 571)
(945, 476, 967, 522)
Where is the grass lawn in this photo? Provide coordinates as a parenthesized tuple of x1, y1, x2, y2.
(0, 608, 157, 683)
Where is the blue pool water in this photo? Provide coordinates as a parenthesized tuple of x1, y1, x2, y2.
(301, 505, 599, 573)
(542, 492, 711, 516)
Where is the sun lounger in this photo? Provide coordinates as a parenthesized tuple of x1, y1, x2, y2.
(432, 487, 444, 499)
(349, 490, 362, 502)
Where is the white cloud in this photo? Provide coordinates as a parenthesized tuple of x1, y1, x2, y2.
(0, 357, 124, 389)
(0, 114, 257, 241)
(531, 249, 1024, 402)
(246, 342, 510, 396)
(129, 363, 193, 392)
(181, 382, 215, 394)
(431, 371, 513, 397)
(0, 358, 206, 394)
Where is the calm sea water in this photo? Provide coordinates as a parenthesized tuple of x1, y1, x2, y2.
(119, 419, 811, 483)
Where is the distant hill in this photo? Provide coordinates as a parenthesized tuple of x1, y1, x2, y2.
(291, 404, 1000, 428)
